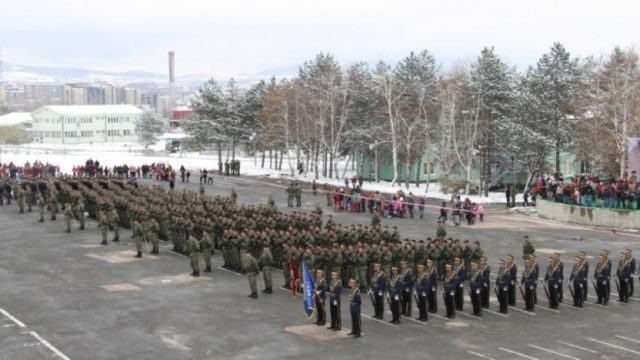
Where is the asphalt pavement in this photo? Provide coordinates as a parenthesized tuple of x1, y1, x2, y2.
(1, 174, 639, 360)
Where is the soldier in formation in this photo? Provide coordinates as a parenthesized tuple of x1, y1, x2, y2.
(245, 252, 260, 298)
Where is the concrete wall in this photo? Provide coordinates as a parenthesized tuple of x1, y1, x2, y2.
(536, 200, 640, 230)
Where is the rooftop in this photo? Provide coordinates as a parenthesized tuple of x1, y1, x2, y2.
(0, 112, 34, 126)
(34, 105, 144, 116)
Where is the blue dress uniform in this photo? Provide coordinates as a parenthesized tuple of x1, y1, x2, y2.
(569, 258, 586, 308)
(531, 260, 540, 304)
(579, 252, 589, 301)
(328, 277, 342, 330)
(617, 255, 633, 303)
(389, 271, 402, 324)
(496, 264, 510, 314)
(443, 268, 456, 318)
(426, 265, 438, 313)
(349, 285, 362, 337)
(454, 263, 467, 311)
(371, 270, 386, 319)
(523, 264, 536, 311)
(400, 266, 414, 316)
(314, 276, 327, 326)
(415, 268, 429, 321)
(594, 256, 611, 305)
(480, 262, 491, 308)
(557, 260, 565, 302)
(469, 267, 482, 316)
(544, 259, 562, 309)
(629, 254, 636, 297)
(507, 259, 517, 306)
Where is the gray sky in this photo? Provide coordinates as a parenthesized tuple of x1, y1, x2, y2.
(1, 0, 638, 76)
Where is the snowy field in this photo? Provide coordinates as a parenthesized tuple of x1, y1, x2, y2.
(0, 142, 522, 204)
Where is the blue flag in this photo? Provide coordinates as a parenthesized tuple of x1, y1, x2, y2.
(302, 261, 316, 319)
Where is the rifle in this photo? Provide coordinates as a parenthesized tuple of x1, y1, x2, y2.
(493, 285, 499, 298)
(368, 289, 376, 308)
(567, 279, 575, 298)
(386, 293, 392, 308)
(413, 290, 419, 305)
(541, 280, 550, 301)
(615, 278, 620, 293)
(518, 283, 526, 300)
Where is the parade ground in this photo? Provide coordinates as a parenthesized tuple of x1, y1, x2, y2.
(1, 175, 640, 360)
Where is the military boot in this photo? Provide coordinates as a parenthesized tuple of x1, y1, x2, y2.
(194, 271, 200, 277)
(112, 236, 119, 242)
(205, 265, 211, 272)
(80, 225, 85, 230)
(250, 292, 258, 299)
(100, 240, 107, 246)
(135, 252, 142, 258)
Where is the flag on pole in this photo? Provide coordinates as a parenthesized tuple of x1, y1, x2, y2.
(302, 261, 316, 319)
(288, 258, 299, 297)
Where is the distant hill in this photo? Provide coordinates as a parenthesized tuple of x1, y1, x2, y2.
(0, 63, 298, 88)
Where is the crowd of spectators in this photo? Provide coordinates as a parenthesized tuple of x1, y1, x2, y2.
(0, 161, 59, 178)
(529, 171, 640, 210)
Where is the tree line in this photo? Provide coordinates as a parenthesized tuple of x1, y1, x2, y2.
(183, 43, 640, 195)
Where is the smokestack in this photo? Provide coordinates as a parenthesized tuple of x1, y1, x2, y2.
(168, 51, 175, 120)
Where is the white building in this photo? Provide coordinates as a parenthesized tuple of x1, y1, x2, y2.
(0, 111, 33, 132)
(31, 105, 143, 144)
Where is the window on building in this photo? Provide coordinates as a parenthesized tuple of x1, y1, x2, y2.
(81, 131, 93, 137)
(423, 162, 435, 175)
(64, 131, 77, 138)
(123, 130, 131, 136)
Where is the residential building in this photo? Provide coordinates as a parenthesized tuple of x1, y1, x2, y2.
(31, 105, 143, 144)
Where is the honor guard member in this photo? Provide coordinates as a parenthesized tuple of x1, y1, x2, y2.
(315, 270, 327, 326)
(186, 235, 201, 277)
(99, 211, 109, 245)
(556, 253, 565, 302)
(578, 251, 589, 301)
(529, 255, 540, 304)
(259, 245, 274, 294)
(109, 208, 120, 242)
(415, 264, 429, 321)
(617, 251, 632, 303)
(389, 266, 402, 324)
(74, 200, 85, 230)
(569, 255, 586, 307)
(496, 259, 510, 314)
(469, 262, 482, 316)
(24, 185, 33, 212)
(453, 257, 466, 311)
(594, 252, 611, 305)
(328, 272, 342, 331)
(132, 219, 145, 258)
(48, 187, 58, 220)
(480, 256, 491, 308)
(443, 264, 456, 318)
(625, 249, 636, 297)
(426, 259, 438, 313)
(348, 279, 362, 338)
(200, 230, 214, 270)
(506, 255, 517, 306)
(544, 255, 561, 309)
(522, 258, 536, 311)
(245, 253, 260, 299)
(63, 203, 75, 233)
(37, 193, 46, 222)
(602, 250, 613, 300)
(371, 263, 386, 319)
(400, 260, 413, 316)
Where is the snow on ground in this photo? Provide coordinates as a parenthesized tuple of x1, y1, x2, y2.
(0, 142, 522, 204)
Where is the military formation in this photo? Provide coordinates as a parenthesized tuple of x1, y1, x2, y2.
(1, 172, 639, 340)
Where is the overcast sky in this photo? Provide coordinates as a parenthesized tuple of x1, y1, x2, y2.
(1, 0, 638, 76)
